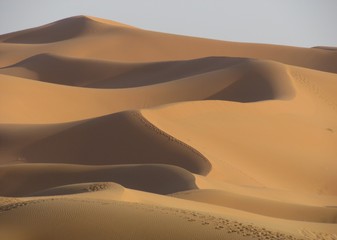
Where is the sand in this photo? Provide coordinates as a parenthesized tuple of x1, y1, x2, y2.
(0, 15, 336, 240)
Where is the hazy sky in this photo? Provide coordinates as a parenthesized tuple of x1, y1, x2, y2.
(0, 0, 336, 47)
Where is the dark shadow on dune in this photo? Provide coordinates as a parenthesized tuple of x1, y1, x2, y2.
(0, 164, 198, 197)
(0, 54, 121, 86)
(92, 57, 248, 88)
(208, 66, 295, 102)
(208, 74, 276, 102)
(0, 55, 248, 88)
(20, 111, 211, 175)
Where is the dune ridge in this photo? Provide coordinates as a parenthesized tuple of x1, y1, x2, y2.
(0, 15, 134, 44)
(1, 15, 336, 240)
(0, 54, 247, 88)
(0, 59, 298, 124)
(11, 111, 211, 175)
(1, 16, 336, 73)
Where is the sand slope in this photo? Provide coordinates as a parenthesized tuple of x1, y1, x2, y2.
(0, 60, 296, 123)
(172, 189, 337, 223)
(1, 15, 337, 240)
(142, 99, 337, 194)
(0, 54, 246, 87)
(1, 186, 337, 240)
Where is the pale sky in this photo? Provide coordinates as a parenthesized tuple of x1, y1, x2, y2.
(0, 0, 336, 47)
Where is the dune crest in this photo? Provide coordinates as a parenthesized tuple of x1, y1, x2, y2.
(0, 15, 134, 44)
(83, 15, 137, 29)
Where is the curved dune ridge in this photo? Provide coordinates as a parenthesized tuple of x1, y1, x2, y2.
(141, 100, 337, 195)
(0, 15, 337, 240)
(0, 60, 297, 123)
(19, 111, 211, 175)
(0, 54, 247, 88)
(0, 15, 134, 44)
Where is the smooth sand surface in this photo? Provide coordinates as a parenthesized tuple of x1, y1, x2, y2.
(1, 15, 337, 240)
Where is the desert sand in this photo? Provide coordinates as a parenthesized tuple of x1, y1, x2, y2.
(0, 15, 337, 240)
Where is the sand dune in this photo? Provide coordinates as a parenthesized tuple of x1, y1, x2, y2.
(0, 163, 197, 196)
(142, 99, 337, 194)
(1, 16, 336, 74)
(1, 186, 337, 240)
(172, 189, 337, 223)
(1, 15, 337, 240)
(19, 111, 211, 174)
(0, 60, 296, 123)
(0, 54, 246, 87)
(0, 15, 134, 44)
